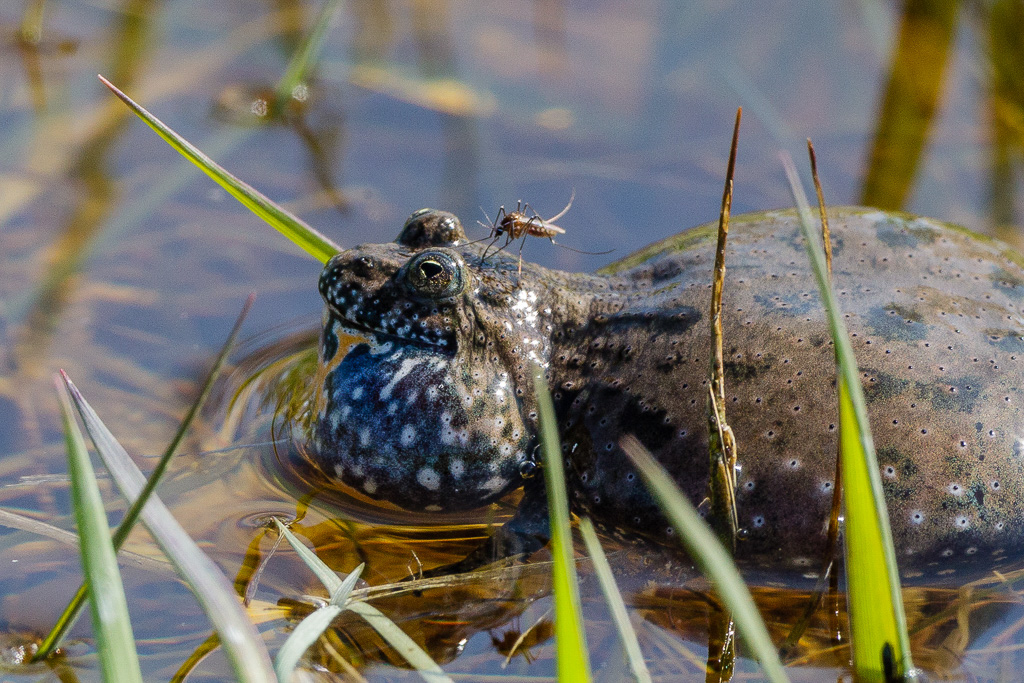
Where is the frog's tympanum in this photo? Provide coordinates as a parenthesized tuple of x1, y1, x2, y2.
(310, 206, 1024, 581)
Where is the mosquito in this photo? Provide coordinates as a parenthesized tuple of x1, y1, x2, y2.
(479, 190, 577, 274)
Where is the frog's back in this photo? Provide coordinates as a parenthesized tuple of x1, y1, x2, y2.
(552, 207, 1024, 581)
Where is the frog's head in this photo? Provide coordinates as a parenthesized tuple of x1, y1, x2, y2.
(310, 209, 548, 512)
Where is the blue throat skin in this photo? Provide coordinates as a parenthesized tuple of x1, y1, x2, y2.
(310, 206, 1024, 583)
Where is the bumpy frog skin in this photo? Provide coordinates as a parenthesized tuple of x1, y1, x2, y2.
(311, 206, 1024, 581)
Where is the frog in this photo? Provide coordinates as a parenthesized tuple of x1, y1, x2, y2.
(308, 205, 1024, 582)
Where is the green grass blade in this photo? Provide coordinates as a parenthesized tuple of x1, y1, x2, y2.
(275, 0, 344, 104)
(98, 75, 341, 264)
(783, 156, 915, 681)
(55, 379, 143, 683)
(532, 365, 592, 683)
(35, 297, 254, 661)
(619, 436, 789, 683)
(345, 601, 453, 683)
(275, 604, 344, 682)
(579, 518, 651, 683)
(274, 518, 344, 595)
(63, 375, 276, 683)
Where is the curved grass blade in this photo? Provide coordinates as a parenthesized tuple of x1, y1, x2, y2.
(273, 518, 342, 595)
(62, 374, 276, 683)
(275, 604, 343, 681)
(533, 365, 592, 683)
(274, 519, 451, 682)
(34, 296, 254, 661)
(275, 551, 363, 681)
(275, 0, 344, 105)
(98, 75, 341, 264)
(330, 563, 364, 606)
(619, 435, 789, 683)
(783, 155, 915, 681)
(579, 518, 650, 683)
(55, 379, 143, 683)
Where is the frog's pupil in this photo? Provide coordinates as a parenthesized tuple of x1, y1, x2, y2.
(420, 260, 445, 280)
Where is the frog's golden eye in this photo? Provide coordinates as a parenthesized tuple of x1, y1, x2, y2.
(404, 250, 465, 299)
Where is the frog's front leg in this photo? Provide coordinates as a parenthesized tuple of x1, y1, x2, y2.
(422, 478, 550, 578)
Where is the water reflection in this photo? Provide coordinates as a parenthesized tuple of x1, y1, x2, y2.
(987, 0, 1024, 245)
(859, 0, 960, 210)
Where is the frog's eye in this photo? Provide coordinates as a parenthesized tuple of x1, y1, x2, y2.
(404, 250, 465, 299)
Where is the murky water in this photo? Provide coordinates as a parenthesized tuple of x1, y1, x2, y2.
(3, 0, 1024, 680)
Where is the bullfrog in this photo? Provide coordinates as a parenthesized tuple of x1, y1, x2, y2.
(309, 206, 1024, 581)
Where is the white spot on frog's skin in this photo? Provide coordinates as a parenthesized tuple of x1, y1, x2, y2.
(340, 405, 351, 420)
(424, 504, 443, 512)
(388, 401, 399, 415)
(882, 465, 896, 479)
(752, 515, 766, 528)
(363, 479, 377, 494)
(417, 467, 440, 490)
(941, 548, 954, 557)
(368, 340, 393, 356)
(910, 510, 925, 524)
(955, 516, 970, 529)
(450, 459, 465, 478)
(333, 464, 344, 478)
(400, 425, 417, 447)
(948, 483, 964, 496)
(359, 430, 370, 447)
(481, 476, 508, 493)
(379, 357, 421, 400)
(351, 387, 363, 399)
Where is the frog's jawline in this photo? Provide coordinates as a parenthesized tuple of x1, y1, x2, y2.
(333, 315, 451, 353)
